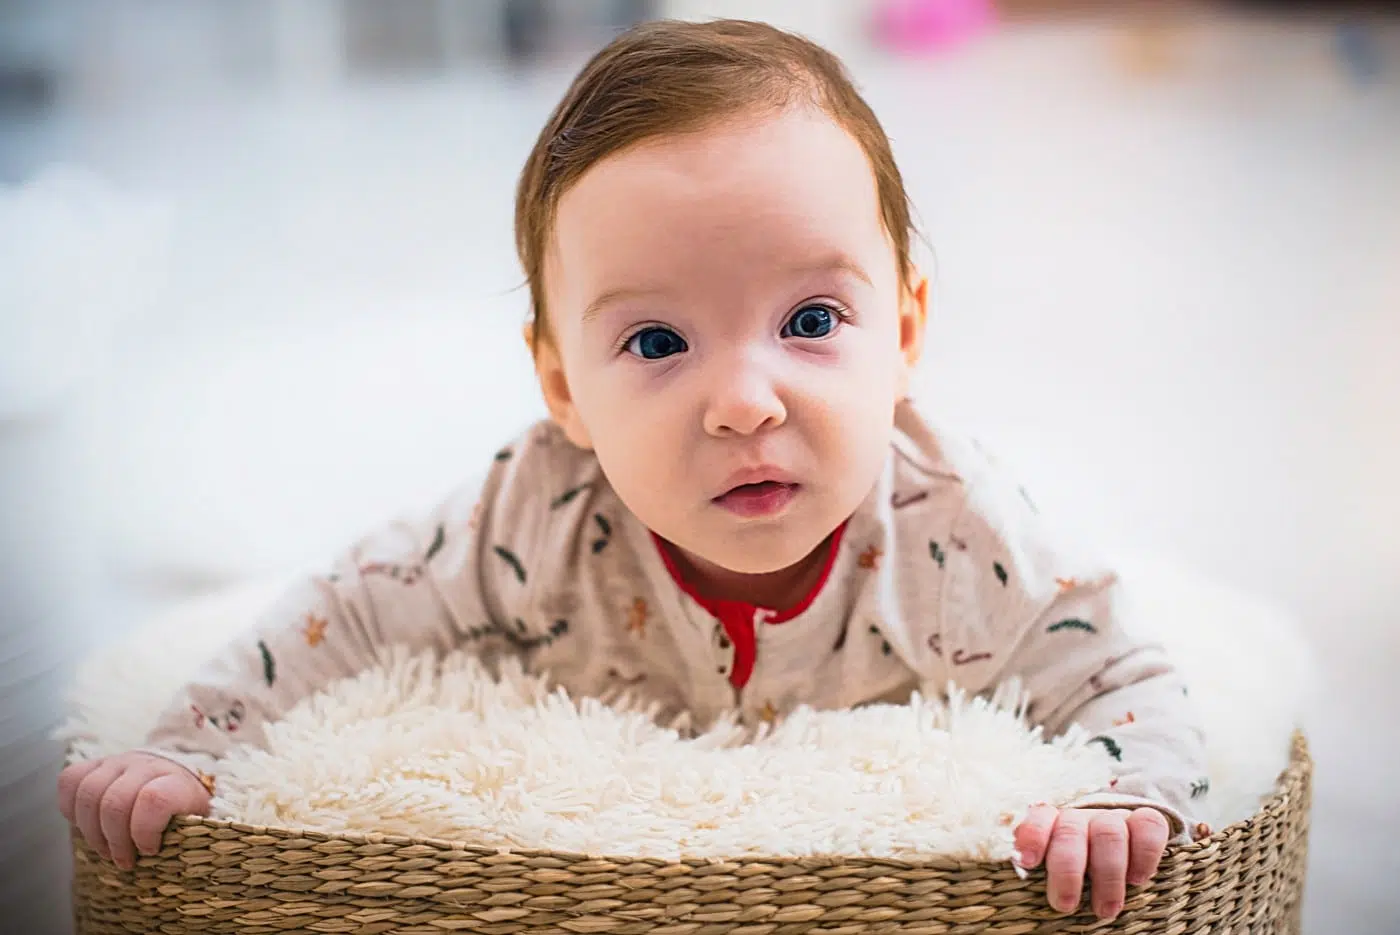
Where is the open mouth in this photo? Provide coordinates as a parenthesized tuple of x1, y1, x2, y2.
(713, 480, 800, 518)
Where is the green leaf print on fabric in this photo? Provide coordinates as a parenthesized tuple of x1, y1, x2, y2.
(550, 484, 591, 510)
(1191, 777, 1211, 799)
(993, 562, 1008, 586)
(462, 618, 569, 652)
(929, 541, 946, 568)
(868, 624, 892, 656)
(494, 546, 527, 583)
(1047, 618, 1098, 634)
(591, 514, 612, 554)
(1089, 735, 1123, 761)
(494, 447, 513, 462)
(423, 524, 446, 562)
(257, 640, 275, 687)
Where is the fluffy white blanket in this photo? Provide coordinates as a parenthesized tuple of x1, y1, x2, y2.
(59, 552, 1314, 863)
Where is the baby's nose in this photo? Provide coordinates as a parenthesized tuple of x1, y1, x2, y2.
(701, 360, 787, 437)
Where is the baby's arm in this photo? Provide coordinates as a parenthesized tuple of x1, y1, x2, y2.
(996, 572, 1206, 919)
(932, 472, 1206, 919)
(59, 442, 527, 867)
(139, 473, 503, 781)
(1004, 573, 1206, 833)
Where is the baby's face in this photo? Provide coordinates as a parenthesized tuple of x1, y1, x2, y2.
(542, 106, 921, 577)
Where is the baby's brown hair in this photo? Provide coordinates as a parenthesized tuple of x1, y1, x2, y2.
(515, 18, 917, 352)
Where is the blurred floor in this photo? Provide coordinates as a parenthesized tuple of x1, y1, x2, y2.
(2, 9, 1398, 934)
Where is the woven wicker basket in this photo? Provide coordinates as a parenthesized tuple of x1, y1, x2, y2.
(72, 732, 1311, 935)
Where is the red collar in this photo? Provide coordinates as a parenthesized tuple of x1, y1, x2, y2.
(649, 522, 847, 624)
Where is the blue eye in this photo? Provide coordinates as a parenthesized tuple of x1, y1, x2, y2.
(782, 304, 837, 340)
(626, 327, 687, 360)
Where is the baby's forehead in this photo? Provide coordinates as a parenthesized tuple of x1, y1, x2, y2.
(549, 108, 890, 276)
(583, 106, 872, 189)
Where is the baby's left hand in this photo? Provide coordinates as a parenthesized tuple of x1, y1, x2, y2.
(1014, 805, 1170, 920)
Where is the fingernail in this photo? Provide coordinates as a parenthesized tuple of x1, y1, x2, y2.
(1016, 849, 1037, 867)
(1100, 901, 1122, 919)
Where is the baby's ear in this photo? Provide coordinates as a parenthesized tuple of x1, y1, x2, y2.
(899, 274, 929, 367)
(896, 274, 929, 399)
(531, 334, 594, 451)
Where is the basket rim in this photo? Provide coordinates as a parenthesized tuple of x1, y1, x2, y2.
(156, 731, 1310, 872)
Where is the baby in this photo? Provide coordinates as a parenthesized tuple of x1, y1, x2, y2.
(58, 19, 1207, 922)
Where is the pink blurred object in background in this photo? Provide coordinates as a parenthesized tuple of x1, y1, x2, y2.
(872, 0, 995, 53)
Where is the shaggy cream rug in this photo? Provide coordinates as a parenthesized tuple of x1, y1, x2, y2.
(59, 551, 1315, 863)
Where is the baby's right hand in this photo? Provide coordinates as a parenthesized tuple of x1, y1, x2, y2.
(58, 752, 211, 870)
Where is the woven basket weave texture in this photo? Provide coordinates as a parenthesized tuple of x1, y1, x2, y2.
(72, 733, 1311, 935)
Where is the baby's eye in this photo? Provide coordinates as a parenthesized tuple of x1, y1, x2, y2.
(625, 327, 688, 360)
(781, 304, 838, 340)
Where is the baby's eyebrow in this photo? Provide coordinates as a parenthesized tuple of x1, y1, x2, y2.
(581, 256, 871, 324)
(783, 255, 873, 287)
(582, 287, 667, 325)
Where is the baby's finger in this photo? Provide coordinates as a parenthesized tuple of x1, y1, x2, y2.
(1087, 812, 1129, 920)
(1045, 809, 1092, 914)
(1013, 804, 1058, 868)
(1126, 808, 1171, 885)
(74, 762, 125, 858)
(99, 771, 148, 871)
(131, 774, 206, 856)
(58, 759, 102, 822)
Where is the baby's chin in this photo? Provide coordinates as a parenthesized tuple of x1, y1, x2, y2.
(685, 524, 834, 576)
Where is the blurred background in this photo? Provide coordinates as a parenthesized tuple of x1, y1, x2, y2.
(1, 1, 1397, 932)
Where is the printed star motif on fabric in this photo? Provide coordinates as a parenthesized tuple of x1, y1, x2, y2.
(302, 613, 328, 647)
(626, 597, 649, 637)
(857, 544, 883, 570)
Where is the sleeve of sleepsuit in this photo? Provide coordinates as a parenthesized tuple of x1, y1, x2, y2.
(139, 435, 540, 787)
(933, 466, 1210, 842)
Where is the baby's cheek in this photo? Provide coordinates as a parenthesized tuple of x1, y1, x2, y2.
(594, 435, 690, 536)
(828, 394, 895, 483)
